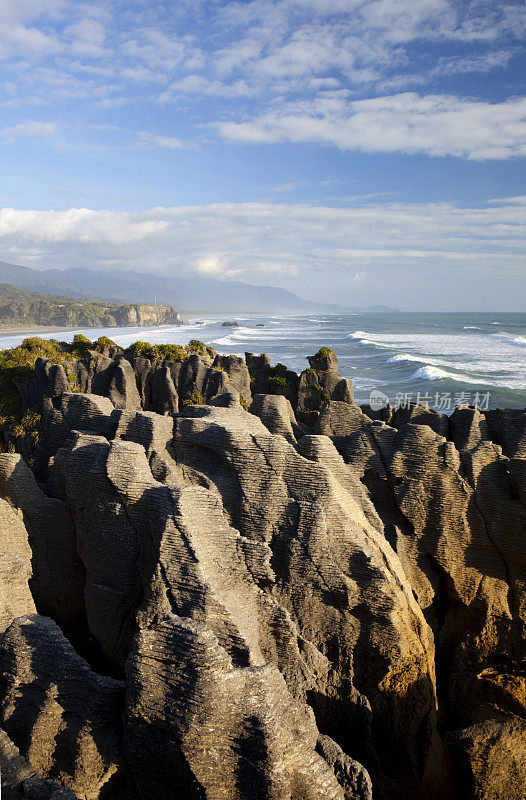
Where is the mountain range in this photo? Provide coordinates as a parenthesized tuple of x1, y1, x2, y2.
(0, 260, 341, 315)
(0, 260, 396, 315)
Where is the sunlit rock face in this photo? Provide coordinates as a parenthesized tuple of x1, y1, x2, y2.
(0, 347, 524, 800)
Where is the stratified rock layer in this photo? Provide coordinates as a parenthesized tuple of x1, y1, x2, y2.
(0, 615, 126, 800)
(0, 345, 524, 800)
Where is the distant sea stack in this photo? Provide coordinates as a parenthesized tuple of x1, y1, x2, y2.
(115, 303, 185, 327)
(0, 337, 524, 800)
(0, 283, 187, 328)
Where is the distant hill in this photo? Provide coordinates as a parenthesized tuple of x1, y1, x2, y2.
(0, 283, 185, 329)
(0, 260, 343, 314)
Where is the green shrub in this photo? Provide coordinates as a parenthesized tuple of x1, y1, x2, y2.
(156, 344, 188, 361)
(0, 337, 68, 376)
(316, 347, 335, 358)
(92, 335, 118, 352)
(10, 408, 41, 441)
(128, 341, 189, 362)
(268, 375, 287, 392)
(267, 362, 288, 378)
(0, 337, 72, 443)
(129, 340, 154, 357)
(73, 333, 92, 345)
(71, 333, 93, 358)
(186, 390, 204, 405)
(187, 339, 207, 355)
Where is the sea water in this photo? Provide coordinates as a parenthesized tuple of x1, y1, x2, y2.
(1, 312, 525, 410)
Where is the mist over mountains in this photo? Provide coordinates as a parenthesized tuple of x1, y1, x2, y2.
(0, 260, 344, 315)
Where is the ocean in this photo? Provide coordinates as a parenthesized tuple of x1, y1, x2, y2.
(1, 311, 525, 411)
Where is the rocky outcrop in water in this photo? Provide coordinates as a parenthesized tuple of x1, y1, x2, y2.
(0, 344, 524, 800)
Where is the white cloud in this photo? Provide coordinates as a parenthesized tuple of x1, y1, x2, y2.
(134, 132, 193, 150)
(271, 180, 310, 192)
(0, 198, 524, 287)
(158, 74, 254, 102)
(216, 93, 526, 160)
(0, 0, 64, 59)
(0, 120, 57, 143)
(1, 0, 524, 117)
(64, 18, 106, 58)
(195, 254, 244, 277)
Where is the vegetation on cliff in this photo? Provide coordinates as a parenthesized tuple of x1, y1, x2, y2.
(0, 283, 185, 328)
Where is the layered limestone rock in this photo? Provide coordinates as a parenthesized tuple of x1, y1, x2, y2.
(31, 410, 376, 798)
(0, 616, 126, 800)
(297, 348, 354, 421)
(447, 707, 526, 800)
(0, 497, 35, 633)
(0, 727, 80, 800)
(113, 303, 184, 327)
(0, 454, 83, 639)
(249, 393, 304, 444)
(125, 614, 354, 800)
(0, 346, 524, 800)
(172, 405, 449, 799)
(322, 403, 526, 797)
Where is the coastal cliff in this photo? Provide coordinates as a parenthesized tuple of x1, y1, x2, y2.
(0, 283, 186, 329)
(0, 337, 524, 800)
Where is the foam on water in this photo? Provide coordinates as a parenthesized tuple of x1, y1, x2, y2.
(0, 311, 524, 408)
(492, 331, 526, 346)
(409, 365, 496, 385)
(347, 331, 391, 348)
(387, 353, 443, 366)
(410, 365, 456, 381)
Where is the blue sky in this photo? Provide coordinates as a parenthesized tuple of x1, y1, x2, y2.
(0, 0, 525, 310)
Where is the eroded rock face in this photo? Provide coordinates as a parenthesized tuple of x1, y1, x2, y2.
(0, 616, 126, 800)
(171, 405, 448, 799)
(447, 708, 526, 800)
(297, 349, 354, 421)
(0, 454, 83, 639)
(0, 347, 524, 800)
(0, 727, 80, 800)
(125, 615, 352, 800)
(0, 497, 35, 634)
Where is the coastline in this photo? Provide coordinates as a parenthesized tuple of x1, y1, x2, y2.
(0, 325, 74, 335)
(0, 312, 524, 410)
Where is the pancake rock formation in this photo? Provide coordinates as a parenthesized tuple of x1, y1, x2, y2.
(0, 341, 524, 800)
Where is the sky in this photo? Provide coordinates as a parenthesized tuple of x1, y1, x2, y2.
(0, 0, 525, 310)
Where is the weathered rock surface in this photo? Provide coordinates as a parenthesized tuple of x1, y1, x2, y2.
(0, 497, 35, 633)
(297, 348, 354, 421)
(0, 616, 126, 800)
(0, 454, 83, 639)
(0, 727, 79, 800)
(0, 348, 524, 800)
(125, 614, 353, 800)
(447, 708, 526, 800)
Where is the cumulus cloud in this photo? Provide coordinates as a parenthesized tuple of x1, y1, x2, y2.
(194, 254, 244, 277)
(216, 93, 526, 159)
(0, 198, 524, 285)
